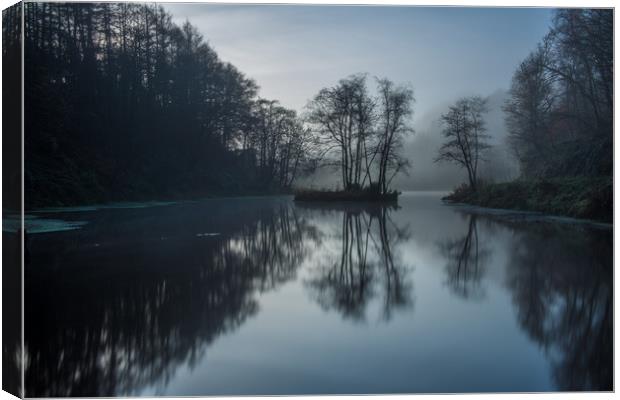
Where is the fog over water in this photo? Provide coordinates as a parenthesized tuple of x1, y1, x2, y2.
(164, 4, 549, 189)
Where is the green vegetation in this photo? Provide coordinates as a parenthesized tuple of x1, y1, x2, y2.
(444, 177, 612, 223)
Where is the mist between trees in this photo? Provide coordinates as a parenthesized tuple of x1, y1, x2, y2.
(434, 9, 611, 195)
(504, 10, 612, 179)
(2, 4, 612, 209)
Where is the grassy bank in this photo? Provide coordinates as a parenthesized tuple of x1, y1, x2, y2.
(443, 177, 612, 223)
(294, 189, 399, 202)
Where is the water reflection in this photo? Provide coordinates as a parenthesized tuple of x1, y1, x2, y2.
(2, 228, 22, 396)
(302, 204, 413, 322)
(25, 201, 317, 397)
(216, 205, 318, 292)
(504, 223, 612, 391)
(23, 195, 613, 395)
(438, 214, 489, 300)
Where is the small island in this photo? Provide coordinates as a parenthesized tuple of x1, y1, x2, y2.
(294, 188, 400, 202)
(293, 76, 414, 203)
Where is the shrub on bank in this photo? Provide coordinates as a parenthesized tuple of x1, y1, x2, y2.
(443, 177, 612, 223)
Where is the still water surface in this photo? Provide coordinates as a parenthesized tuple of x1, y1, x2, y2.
(24, 192, 612, 396)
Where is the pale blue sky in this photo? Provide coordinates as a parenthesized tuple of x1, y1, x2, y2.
(163, 4, 555, 189)
(164, 4, 553, 121)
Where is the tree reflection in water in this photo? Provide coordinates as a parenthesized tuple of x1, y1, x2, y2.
(504, 223, 612, 391)
(442, 212, 612, 391)
(23, 199, 612, 395)
(438, 214, 489, 300)
(25, 203, 317, 397)
(302, 203, 413, 322)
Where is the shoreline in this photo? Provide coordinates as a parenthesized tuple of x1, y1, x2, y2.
(441, 178, 612, 225)
(24, 192, 294, 214)
(444, 200, 612, 230)
(18, 189, 613, 229)
(294, 189, 400, 202)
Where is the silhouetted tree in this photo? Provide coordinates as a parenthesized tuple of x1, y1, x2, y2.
(503, 46, 558, 177)
(504, 9, 612, 178)
(435, 96, 491, 191)
(3, 2, 23, 213)
(21, 2, 310, 208)
(306, 75, 414, 194)
(306, 74, 375, 190)
(250, 99, 312, 189)
(375, 78, 415, 194)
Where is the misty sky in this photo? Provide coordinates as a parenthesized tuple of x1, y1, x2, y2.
(164, 4, 554, 189)
(165, 4, 552, 117)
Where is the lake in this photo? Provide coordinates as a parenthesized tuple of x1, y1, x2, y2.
(22, 192, 612, 396)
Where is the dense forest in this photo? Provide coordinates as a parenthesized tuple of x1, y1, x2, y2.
(6, 2, 415, 209)
(504, 9, 612, 178)
(440, 9, 613, 221)
(2, 3, 22, 213)
(13, 2, 314, 208)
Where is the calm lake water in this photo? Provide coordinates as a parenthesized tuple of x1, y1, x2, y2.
(23, 192, 612, 396)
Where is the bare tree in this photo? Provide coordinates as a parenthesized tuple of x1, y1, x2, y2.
(306, 74, 375, 190)
(250, 99, 312, 189)
(306, 75, 414, 195)
(503, 45, 559, 178)
(503, 9, 612, 178)
(435, 96, 491, 191)
(375, 78, 415, 194)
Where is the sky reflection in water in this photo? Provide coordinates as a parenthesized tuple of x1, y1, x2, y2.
(23, 193, 612, 396)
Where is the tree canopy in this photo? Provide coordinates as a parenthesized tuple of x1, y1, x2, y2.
(17, 2, 312, 208)
(306, 75, 414, 194)
(504, 9, 612, 179)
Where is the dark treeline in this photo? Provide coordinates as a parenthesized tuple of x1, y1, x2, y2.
(504, 9, 612, 179)
(6, 5, 612, 209)
(2, 4, 23, 397)
(2, 4, 22, 212)
(18, 2, 312, 208)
